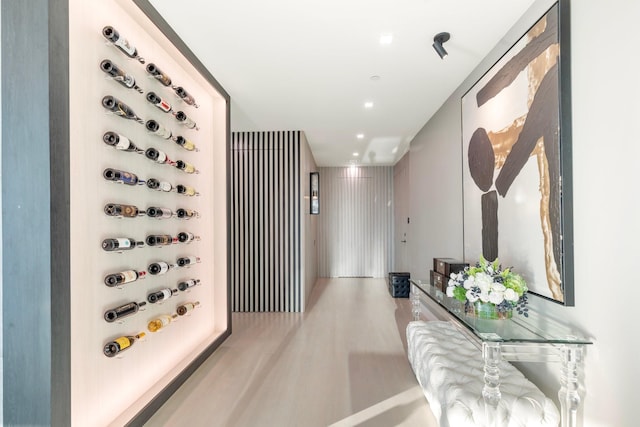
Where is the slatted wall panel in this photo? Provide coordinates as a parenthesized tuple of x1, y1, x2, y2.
(231, 131, 301, 312)
(318, 166, 394, 278)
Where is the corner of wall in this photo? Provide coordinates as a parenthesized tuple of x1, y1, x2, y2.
(299, 131, 318, 311)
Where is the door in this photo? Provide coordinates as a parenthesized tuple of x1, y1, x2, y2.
(394, 153, 410, 272)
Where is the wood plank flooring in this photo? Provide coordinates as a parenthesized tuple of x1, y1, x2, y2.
(144, 278, 438, 427)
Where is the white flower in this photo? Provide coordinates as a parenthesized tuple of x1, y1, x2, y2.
(446, 286, 454, 298)
(479, 291, 491, 303)
(504, 288, 519, 302)
(466, 290, 479, 302)
(450, 272, 458, 281)
(474, 273, 493, 293)
(489, 291, 504, 305)
(477, 282, 491, 293)
(491, 283, 506, 292)
(463, 276, 475, 289)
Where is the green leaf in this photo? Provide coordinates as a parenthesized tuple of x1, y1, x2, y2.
(453, 286, 467, 302)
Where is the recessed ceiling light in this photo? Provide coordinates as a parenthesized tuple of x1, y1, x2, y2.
(364, 101, 374, 109)
(370, 75, 381, 81)
(353, 152, 359, 157)
(356, 133, 364, 139)
(379, 33, 393, 45)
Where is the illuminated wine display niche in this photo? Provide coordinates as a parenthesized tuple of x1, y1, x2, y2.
(68, 0, 229, 425)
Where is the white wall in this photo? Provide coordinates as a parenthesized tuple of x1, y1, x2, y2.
(408, 0, 640, 425)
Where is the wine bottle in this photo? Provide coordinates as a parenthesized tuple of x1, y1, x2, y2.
(176, 208, 199, 219)
(173, 86, 199, 108)
(176, 184, 198, 196)
(178, 278, 200, 291)
(146, 178, 173, 192)
(177, 301, 200, 316)
(103, 168, 139, 185)
(103, 131, 141, 152)
(101, 95, 144, 124)
(147, 288, 178, 304)
(173, 136, 197, 151)
(148, 261, 173, 275)
(175, 160, 197, 174)
(146, 92, 172, 113)
(145, 147, 171, 164)
(101, 237, 139, 251)
(177, 256, 200, 267)
(146, 206, 173, 219)
(99, 59, 143, 93)
(102, 26, 145, 63)
(104, 301, 146, 323)
(174, 111, 198, 130)
(146, 63, 172, 86)
(146, 234, 174, 246)
(104, 203, 140, 218)
(104, 269, 146, 287)
(103, 332, 145, 358)
(145, 119, 172, 139)
(147, 314, 178, 332)
(177, 232, 198, 243)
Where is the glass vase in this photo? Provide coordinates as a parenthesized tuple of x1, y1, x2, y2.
(469, 300, 513, 320)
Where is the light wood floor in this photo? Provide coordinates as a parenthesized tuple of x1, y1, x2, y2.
(144, 277, 438, 427)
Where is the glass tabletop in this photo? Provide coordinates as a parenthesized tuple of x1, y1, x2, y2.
(410, 279, 592, 345)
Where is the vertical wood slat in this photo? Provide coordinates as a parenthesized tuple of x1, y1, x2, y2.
(231, 131, 301, 312)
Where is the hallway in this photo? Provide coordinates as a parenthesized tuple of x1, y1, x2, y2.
(144, 278, 437, 427)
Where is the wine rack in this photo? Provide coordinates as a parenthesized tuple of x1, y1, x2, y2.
(67, 1, 230, 426)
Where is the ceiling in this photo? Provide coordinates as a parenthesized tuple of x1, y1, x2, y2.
(149, 0, 535, 167)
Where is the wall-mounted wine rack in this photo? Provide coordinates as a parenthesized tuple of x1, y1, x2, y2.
(67, 1, 230, 425)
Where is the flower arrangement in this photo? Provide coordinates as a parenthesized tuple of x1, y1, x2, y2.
(446, 256, 529, 317)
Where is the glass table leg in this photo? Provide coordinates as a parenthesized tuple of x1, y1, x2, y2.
(483, 341, 502, 427)
(559, 344, 583, 427)
(411, 284, 421, 321)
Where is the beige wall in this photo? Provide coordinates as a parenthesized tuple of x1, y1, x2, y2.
(407, 0, 640, 425)
(393, 152, 410, 272)
(300, 132, 318, 310)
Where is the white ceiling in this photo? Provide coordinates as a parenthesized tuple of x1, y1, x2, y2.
(149, 0, 535, 167)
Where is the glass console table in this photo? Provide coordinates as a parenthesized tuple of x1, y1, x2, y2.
(409, 279, 592, 427)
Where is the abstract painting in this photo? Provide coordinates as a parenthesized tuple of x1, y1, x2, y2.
(461, 1, 574, 305)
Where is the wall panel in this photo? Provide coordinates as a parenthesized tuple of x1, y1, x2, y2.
(2, 1, 53, 424)
(232, 131, 301, 312)
(318, 166, 393, 278)
(299, 133, 318, 308)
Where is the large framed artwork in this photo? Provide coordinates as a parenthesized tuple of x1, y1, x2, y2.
(461, 1, 574, 305)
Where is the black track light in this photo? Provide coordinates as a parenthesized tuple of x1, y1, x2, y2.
(433, 32, 450, 59)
